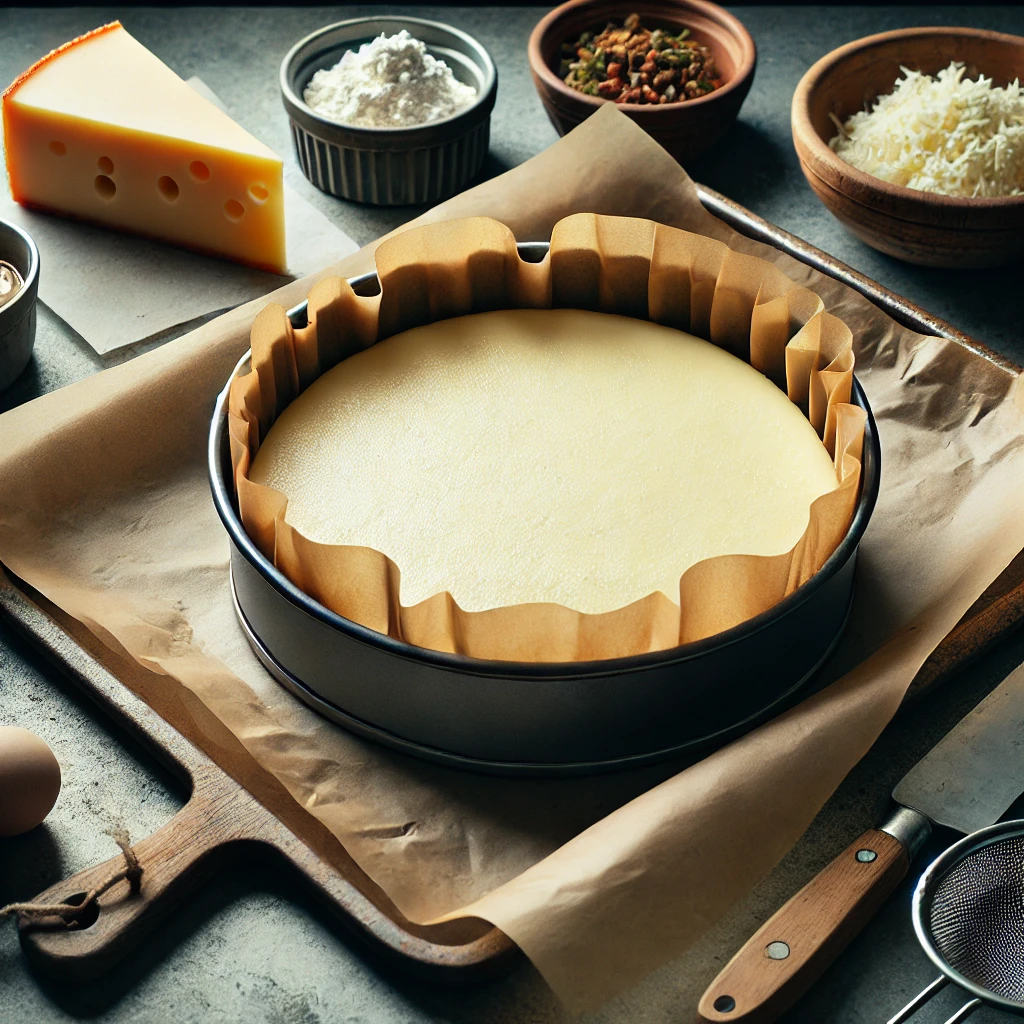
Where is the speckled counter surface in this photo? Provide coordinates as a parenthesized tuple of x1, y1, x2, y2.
(2, 6, 1024, 1023)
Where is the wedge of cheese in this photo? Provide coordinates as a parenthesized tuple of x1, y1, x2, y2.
(250, 309, 839, 614)
(2, 22, 286, 273)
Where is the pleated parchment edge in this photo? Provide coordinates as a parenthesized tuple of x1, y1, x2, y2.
(227, 214, 865, 662)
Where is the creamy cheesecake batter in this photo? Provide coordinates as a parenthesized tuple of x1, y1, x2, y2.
(250, 309, 838, 614)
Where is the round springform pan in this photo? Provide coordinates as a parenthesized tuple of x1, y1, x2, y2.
(209, 242, 881, 775)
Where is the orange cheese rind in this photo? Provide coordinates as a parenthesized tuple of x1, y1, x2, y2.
(2, 22, 122, 105)
(3, 23, 123, 195)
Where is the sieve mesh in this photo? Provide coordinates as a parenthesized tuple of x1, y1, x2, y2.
(926, 831, 1024, 1005)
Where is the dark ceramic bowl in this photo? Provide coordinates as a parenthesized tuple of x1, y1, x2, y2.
(528, 0, 756, 165)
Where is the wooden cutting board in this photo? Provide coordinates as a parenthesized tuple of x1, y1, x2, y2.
(2, 185, 1021, 984)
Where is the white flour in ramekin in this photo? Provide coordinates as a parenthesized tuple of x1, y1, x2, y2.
(303, 30, 478, 129)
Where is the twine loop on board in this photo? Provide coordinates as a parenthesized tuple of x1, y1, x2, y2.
(0, 829, 142, 924)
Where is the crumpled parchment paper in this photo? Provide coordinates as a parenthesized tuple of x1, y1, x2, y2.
(1, 105, 1022, 1014)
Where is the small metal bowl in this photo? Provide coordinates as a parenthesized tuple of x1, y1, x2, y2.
(210, 243, 881, 776)
(280, 17, 498, 206)
(0, 218, 39, 392)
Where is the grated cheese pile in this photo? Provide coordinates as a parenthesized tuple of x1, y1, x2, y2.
(829, 62, 1024, 197)
(303, 30, 477, 129)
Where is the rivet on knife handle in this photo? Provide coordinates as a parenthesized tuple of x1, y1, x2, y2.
(697, 813, 927, 1024)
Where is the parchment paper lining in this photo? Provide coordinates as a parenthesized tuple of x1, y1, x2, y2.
(3, 105, 1024, 1017)
(228, 213, 865, 660)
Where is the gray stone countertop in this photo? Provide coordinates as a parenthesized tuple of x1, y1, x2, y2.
(1, 6, 1024, 1023)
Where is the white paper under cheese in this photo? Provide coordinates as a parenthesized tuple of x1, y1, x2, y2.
(250, 309, 838, 614)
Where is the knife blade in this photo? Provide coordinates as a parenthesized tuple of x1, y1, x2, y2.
(697, 660, 1024, 1024)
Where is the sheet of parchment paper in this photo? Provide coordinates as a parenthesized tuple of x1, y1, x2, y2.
(2, 105, 1023, 1015)
(0, 78, 357, 355)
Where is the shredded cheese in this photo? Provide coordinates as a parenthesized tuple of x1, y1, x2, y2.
(829, 62, 1024, 197)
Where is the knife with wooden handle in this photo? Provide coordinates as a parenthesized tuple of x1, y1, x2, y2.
(697, 660, 1024, 1024)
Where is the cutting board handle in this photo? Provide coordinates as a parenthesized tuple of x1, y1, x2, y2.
(17, 764, 259, 980)
(696, 827, 912, 1024)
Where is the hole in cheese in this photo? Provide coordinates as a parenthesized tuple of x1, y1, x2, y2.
(94, 174, 116, 200)
(189, 160, 210, 182)
(97, 155, 114, 174)
(223, 199, 244, 220)
(249, 183, 269, 203)
(49, 141, 66, 156)
(158, 175, 180, 202)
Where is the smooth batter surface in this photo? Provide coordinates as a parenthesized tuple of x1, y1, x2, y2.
(250, 309, 838, 613)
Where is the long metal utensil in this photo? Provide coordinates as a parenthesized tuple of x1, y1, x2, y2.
(697, 660, 1024, 1023)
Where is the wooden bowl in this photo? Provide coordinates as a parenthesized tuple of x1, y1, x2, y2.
(528, 0, 756, 165)
(792, 27, 1024, 268)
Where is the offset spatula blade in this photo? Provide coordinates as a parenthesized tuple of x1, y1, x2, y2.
(894, 661, 1024, 834)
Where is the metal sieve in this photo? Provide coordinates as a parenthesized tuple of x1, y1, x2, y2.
(887, 819, 1024, 1024)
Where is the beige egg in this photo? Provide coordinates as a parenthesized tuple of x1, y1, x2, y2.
(0, 726, 61, 837)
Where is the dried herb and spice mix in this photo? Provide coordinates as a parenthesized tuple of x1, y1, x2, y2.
(559, 13, 720, 105)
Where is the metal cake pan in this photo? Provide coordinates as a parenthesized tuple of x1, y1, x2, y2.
(209, 242, 881, 775)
